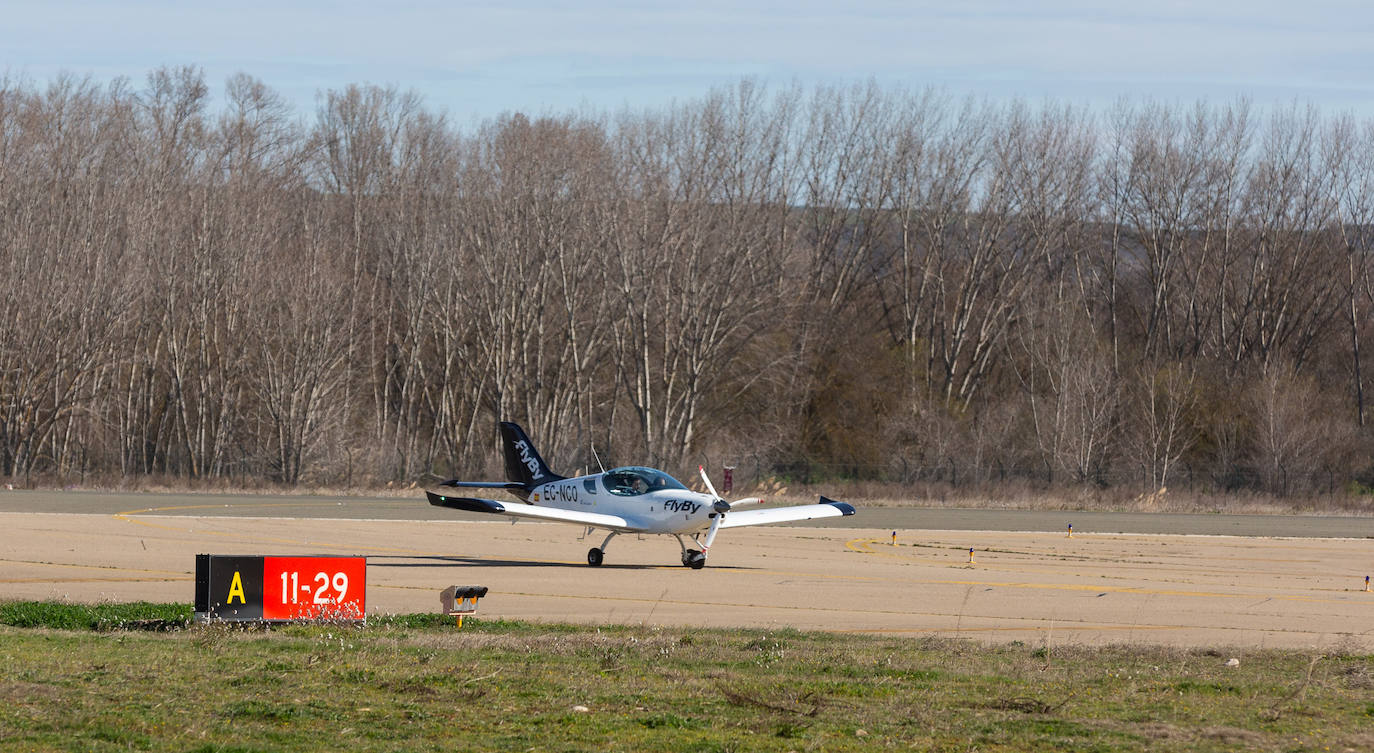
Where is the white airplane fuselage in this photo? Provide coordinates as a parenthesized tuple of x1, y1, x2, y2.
(523, 466, 721, 535)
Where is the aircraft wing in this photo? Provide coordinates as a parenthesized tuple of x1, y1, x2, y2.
(718, 496, 856, 529)
(426, 491, 638, 532)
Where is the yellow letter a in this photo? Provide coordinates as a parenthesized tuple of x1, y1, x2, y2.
(227, 571, 246, 604)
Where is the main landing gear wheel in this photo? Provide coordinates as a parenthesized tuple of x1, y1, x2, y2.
(588, 532, 616, 567)
(682, 549, 706, 569)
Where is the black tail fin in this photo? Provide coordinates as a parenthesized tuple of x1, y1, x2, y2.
(500, 422, 564, 487)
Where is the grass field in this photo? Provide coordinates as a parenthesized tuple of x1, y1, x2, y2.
(2, 602, 1371, 752)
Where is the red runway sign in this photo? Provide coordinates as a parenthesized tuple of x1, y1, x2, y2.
(195, 555, 366, 622)
(262, 556, 366, 620)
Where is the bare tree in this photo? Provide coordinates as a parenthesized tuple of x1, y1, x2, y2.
(1322, 115, 1374, 426)
(886, 92, 988, 403)
(0, 74, 134, 478)
(1124, 362, 1197, 490)
(1224, 105, 1344, 372)
(439, 113, 622, 469)
(312, 84, 423, 475)
(1110, 101, 1250, 362)
(244, 196, 351, 484)
(1247, 364, 1338, 495)
(1014, 296, 1117, 483)
(610, 84, 793, 466)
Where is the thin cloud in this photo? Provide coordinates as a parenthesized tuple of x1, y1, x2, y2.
(2, 0, 1371, 121)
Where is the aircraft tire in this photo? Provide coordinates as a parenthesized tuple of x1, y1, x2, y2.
(683, 550, 706, 569)
(587, 548, 604, 567)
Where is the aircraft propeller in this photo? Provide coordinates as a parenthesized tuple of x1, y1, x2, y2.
(699, 465, 731, 514)
(696, 466, 765, 559)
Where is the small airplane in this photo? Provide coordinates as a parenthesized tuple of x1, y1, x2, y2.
(426, 422, 855, 568)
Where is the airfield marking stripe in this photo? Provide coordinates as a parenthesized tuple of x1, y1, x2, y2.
(824, 623, 1374, 639)
(849, 537, 959, 559)
(117, 507, 629, 567)
(919, 552, 1326, 571)
(371, 584, 1358, 636)
(373, 582, 1113, 619)
(850, 574, 1350, 605)
(915, 578, 1334, 602)
(824, 624, 1187, 634)
(844, 538, 1358, 604)
(846, 538, 1361, 600)
(864, 527, 1374, 543)
(111, 502, 362, 532)
(817, 623, 1374, 640)
(370, 555, 1366, 607)
(0, 558, 185, 576)
(112, 505, 345, 532)
(372, 584, 1089, 621)
(847, 549, 1337, 582)
(112, 507, 684, 565)
(112, 514, 191, 534)
(0, 577, 188, 584)
(849, 537, 1325, 566)
(913, 546, 1325, 567)
(115, 502, 350, 516)
(111, 509, 459, 557)
(871, 575, 1360, 604)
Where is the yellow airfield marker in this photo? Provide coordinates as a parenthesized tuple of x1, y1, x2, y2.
(967, 547, 976, 565)
(1067, 523, 1073, 538)
(1365, 575, 1370, 593)
(891, 531, 897, 546)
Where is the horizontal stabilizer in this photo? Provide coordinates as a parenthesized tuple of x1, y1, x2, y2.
(426, 492, 507, 514)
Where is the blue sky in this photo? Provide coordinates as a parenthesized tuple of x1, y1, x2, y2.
(4, 1, 1373, 124)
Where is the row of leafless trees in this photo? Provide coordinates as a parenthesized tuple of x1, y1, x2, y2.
(4, 67, 1374, 497)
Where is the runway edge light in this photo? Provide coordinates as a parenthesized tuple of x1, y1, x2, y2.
(441, 585, 489, 628)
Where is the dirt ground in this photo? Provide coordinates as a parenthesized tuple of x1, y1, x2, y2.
(2, 491, 1372, 650)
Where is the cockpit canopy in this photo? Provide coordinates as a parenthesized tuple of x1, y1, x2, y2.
(602, 466, 688, 496)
